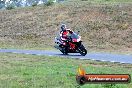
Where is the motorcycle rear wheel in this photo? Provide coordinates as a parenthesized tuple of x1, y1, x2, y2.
(61, 47, 68, 55)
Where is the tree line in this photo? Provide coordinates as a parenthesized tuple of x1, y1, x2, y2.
(0, 0, 63, 9)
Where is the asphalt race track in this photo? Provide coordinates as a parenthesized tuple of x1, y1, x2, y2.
(0, 49, 132, 64)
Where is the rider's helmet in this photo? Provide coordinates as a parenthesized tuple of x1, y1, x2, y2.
(61, 24, 67, 31)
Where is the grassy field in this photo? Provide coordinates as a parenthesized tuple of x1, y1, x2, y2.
(0, 0, 132, 53)
(0, 53, 132, 88)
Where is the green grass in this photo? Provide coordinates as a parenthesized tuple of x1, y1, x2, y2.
(0, 53, 132, 88)
(0, 44, 54, 50)
(0, 41, 55, 50)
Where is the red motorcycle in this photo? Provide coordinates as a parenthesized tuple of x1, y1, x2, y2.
(54, 32, 87, 56)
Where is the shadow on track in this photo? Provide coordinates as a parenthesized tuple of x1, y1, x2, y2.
(55, 54, 83, 56)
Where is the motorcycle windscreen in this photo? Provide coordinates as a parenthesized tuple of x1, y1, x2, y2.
(70, 33, 80, 42)
(70, 33, 79, 38)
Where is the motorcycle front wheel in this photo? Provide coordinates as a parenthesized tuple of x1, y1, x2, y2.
(78, 45, 87, 56)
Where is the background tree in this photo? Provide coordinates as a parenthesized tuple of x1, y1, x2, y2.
(0, 0, 5, 9)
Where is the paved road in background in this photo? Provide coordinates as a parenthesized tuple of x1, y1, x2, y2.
(0, 49, 132, 64)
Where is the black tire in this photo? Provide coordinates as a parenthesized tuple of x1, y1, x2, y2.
(62, 47, 68, 55)
(78, 45, 87, 56)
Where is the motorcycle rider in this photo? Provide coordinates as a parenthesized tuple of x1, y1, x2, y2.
(60, 24, 73, 41)
(58, 24, 73, 54)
